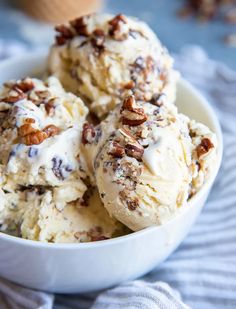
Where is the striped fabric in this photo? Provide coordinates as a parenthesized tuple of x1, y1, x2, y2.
(0, 46, 235, 309)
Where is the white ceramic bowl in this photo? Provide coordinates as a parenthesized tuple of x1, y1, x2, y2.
(0, 52, 223, 293)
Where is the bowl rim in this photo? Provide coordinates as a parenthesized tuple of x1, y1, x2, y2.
(0, 53, 223, 250)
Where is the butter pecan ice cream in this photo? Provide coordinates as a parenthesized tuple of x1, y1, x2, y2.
(48, 13, 178, 118)
(0, 186, 127, 243)
(0, 76, 89, 210)
(92, 95, 217, 231)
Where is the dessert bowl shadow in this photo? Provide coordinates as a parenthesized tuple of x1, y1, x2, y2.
(0, 52, 223, 293)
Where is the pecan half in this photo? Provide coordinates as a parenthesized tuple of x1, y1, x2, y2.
(70, 16, 90, 36)
(43, 125, 59, 137)
(196, 138, 214, 157)
(18, 124, 38, 137)
(108, 141, 125, 158)
(82, 123, 96, 144)
(125, 142, 144, 160)
(108, 14, 128, 41)
(22, 131, 48, 146)
(121, 95, 147, 126)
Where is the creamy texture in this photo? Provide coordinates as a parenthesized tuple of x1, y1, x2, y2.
(91, 96, 217, 231)
(0, 187, 127, 242)
(48, 13, 178, 118)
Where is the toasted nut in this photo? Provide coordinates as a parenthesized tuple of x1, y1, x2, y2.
(108, 141, 125, 158)
(1, 88, 26, 103)
(123, 80, 135, 89)
(45, 98, 55, 115)
(14, 78, 34, 92)
(18, 124, 38, 137)
(121, 95, 147, 126)
(55, 25, 74, 38)
(82, 122, 96, 144)
(24, 118, 35, 124)
(108, 14, 128, 41)
(125, 142, 144, 160)
(23, 131, 48, 146)
(118, 127, 137, 143)
(55, 25, 74, 45)
(196, 138, 214, 157)
(91, 29, 105, 49)
(70, 15, 90, 36)
(119, 190, 139, 211)
(43, 125, 59, 137)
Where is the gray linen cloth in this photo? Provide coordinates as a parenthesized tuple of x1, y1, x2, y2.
(0, 45, 236, 309)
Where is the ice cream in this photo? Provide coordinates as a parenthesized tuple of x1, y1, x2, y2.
(0, 76, 89, 210)
(0, 13, 218, 241)
(48, 13, 178, 118)
(0, 76, 128, 242)
(0, 185, 127, 242)
(93, 95, 217, 231)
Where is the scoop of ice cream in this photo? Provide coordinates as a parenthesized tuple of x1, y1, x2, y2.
(93, 95, 217, 231)
(48, 13, 178, 118)
(0, 185, 128, 243)
(0, 77, 88, 209)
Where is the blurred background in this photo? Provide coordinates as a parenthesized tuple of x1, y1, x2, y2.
(0, 0, 235, 68)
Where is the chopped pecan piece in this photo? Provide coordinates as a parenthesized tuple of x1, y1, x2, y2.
(119, 190, 139, 211)
(123, 80, 135, 89)
(108, 14, 128, 41)
(1, 88, 26, 103)
(108, 141, 125, 158)
(91, 29, 105, 49)
(70, 15, 90, 36)
(22, 131, 48, 146)
(24, 118, 35, 124)
(125, 142, 144, 160)
(55, 25, 74, 45)
(82, 122, 96, 144)
(121, 95, 147, 126)
(43, 125, 59, 137)
(14, 78, 34, 92)
(118, 127, 137, 143)
(196, 138, 214, 157)
(45, 98, 55, 115)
